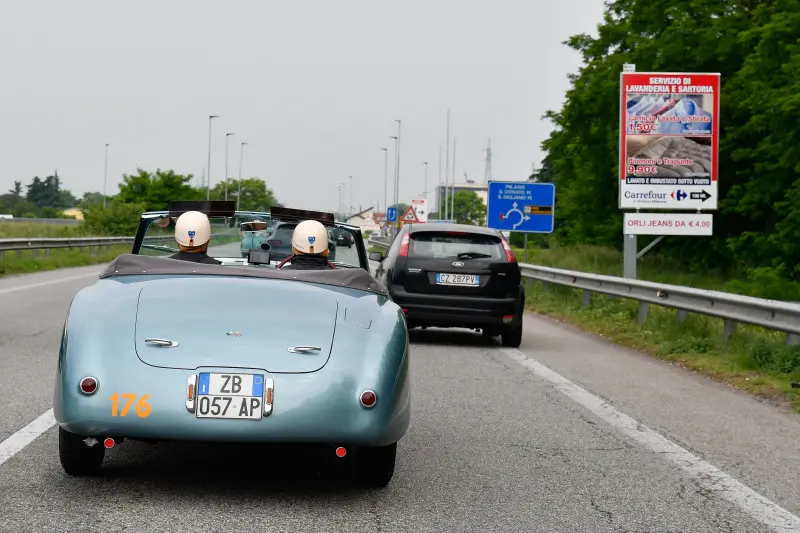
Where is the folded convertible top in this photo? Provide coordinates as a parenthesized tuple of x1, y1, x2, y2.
(100, 253, 389, 296)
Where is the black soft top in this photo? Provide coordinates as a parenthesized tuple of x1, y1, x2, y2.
(100, 254, 389, 296)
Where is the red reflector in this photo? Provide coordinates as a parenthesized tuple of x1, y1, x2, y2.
(79, 377, 98, 394)
(503, 314, 514, 323)
(398, 233, 410, 256)
(335, 446, 347, 458)
(402, 308, 408, 314)
(103, 438, 115, 449)
(360, 390, 377, 407)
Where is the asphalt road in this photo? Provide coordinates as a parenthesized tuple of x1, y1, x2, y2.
(2, 256, 800, 532)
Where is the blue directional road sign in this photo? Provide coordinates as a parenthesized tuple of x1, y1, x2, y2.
(487, 181, 555, 233)
(387, 207, 397, 222)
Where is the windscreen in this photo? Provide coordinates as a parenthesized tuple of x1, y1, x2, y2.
(139, 213, 270, 260)
(265, 221, 363, 268)
(409, 231, 504, 260)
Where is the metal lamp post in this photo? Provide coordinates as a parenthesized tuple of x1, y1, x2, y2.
(206, 115, 218, 200)
(224, 132, 234, 200)
(237, 141, 248, 211)
(103, 143, 109, 208)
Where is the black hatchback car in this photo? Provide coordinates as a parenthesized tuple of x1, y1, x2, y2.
(369, 223, 524, 347)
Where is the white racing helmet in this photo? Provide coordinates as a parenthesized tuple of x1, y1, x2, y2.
(291, 220, 329, 255)
(174, 210, 212, 247)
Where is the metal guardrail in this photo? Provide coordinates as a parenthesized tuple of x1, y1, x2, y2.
(0, 235, 178, 253)
(366, 235, 800, 346)
(0, 217, 81, 225)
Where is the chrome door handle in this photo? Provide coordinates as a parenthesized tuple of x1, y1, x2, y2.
(287, 345, 321, 353)
(144, 338, 179, 347)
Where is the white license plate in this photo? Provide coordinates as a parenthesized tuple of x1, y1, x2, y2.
(435, 273, 479, 286)
(196, 372, 264, 420)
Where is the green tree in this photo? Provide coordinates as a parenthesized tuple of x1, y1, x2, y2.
(441, 191, 486, 226)
(8, 181, 22, 197)
(207, 178, 277, 211)
(79, 192, 105, 208)
(115, 169, 202, 211)
(538, 0, 800, 280)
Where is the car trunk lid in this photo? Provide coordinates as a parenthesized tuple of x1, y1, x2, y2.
(134, 278, 337, 372)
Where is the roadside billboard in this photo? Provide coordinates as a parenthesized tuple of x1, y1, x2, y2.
(619, 72, 720, 210)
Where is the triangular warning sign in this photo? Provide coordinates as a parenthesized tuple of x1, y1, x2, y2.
(401, 205, 419, 223)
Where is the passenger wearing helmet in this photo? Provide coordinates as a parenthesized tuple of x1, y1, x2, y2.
(277, 219, 335, 270)
(168, 210, 222, 265)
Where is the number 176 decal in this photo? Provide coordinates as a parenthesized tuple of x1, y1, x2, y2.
(110, 393, 151, 418)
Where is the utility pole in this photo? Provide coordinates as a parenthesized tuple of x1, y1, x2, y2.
(390, 135, 398, 236)
(237, 142, 247, 211)
(381, 147, 388, 223)
(484, 138, 492, 183)
(451, 136, 457, 221)
(206, 115, 218, 200)
(423, 161, 428, 198)
(103, 143, 109, 208)
(437, 143, 442, 219)
(444, 109, 450, 219)
(394, 119, 402, 227)
(348, 175, 353, 215)
(224, 132, 234, 200)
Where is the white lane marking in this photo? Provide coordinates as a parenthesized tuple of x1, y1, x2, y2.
(0, 271, 100, 296)
(500, 348, 800, 533)
(0, 409, 56, 468)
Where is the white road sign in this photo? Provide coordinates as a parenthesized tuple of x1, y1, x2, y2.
(623, 212, 713, 236)
(411, 198, 428, 222)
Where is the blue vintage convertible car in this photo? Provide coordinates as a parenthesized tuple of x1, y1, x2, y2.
(53, 201, 410, 488)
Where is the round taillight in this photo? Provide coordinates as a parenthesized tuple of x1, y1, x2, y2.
(79, 377, 98, 395)
(335, 446, 347, 458)
(360, 390, 376, 408)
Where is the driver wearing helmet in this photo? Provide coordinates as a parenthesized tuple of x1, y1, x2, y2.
(277, 219, 336, 270)
(168, 210, 222, 265)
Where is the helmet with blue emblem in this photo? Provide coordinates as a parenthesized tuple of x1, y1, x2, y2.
(174, 210, 212, 249)
(291, 219, 329, 256)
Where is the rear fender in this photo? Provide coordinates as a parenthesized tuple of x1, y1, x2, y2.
(53, 279, 141, 423)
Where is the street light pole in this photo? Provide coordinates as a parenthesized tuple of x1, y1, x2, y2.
(380, 147, 388, 220)
(389, 135, 398, 237)
(394, 119, 401, 218)
(103, 143, 109, 208)
(423, 161, 428, 199)
(224, 132, 234, 200)
(348, 175, 353, 215)
(206, 115, 218, 200)
(237, 141, 248, 211)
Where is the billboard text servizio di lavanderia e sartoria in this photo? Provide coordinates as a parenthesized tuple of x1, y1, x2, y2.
(619, 72, 720, 212)
(486, 181, 555, 234)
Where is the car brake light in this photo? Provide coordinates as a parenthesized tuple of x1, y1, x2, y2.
(79, 377, 98, 395)
(398, 233, 410, 256)
(500, 237, 516, 263)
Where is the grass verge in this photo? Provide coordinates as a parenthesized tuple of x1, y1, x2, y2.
(0, 245, 131, 277)
(516, 243, 800, 411)
(0, 221, 89, 238)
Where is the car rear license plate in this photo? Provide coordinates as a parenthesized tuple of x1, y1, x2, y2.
(196, 372, 264, 420)
(436, 273, 479, 286)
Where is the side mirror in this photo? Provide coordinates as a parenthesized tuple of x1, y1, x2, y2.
(369, 251, 384, 262)
(260, 242, 272, 251)
(248, 250, 271, 265)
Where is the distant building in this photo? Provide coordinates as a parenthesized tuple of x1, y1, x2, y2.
(433, 181, 488, 214)
(345, 206, 380, 232)
(62, 208, 84, 220)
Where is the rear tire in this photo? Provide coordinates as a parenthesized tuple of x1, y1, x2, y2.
(354, 442, 397, 488)
(501, 322, 522, 347)
(59, 427, 105, 476)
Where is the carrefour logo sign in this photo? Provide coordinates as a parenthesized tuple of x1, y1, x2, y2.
(624, 191, 668, 200)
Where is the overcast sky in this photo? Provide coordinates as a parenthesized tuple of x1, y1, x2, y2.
(0, 0, 606, 214)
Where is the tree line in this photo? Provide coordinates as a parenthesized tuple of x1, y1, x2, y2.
(1, 169, 281, 235)
(536, 0, 799, 283)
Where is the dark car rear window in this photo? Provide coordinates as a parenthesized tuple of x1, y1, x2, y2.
(269, 224, 297, 241)
(409, 231, 504, 260)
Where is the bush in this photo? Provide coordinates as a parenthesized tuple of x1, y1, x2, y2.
(81, 201, 146, 236)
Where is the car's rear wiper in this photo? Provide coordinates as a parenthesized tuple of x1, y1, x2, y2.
(456, 252, 492, 259)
